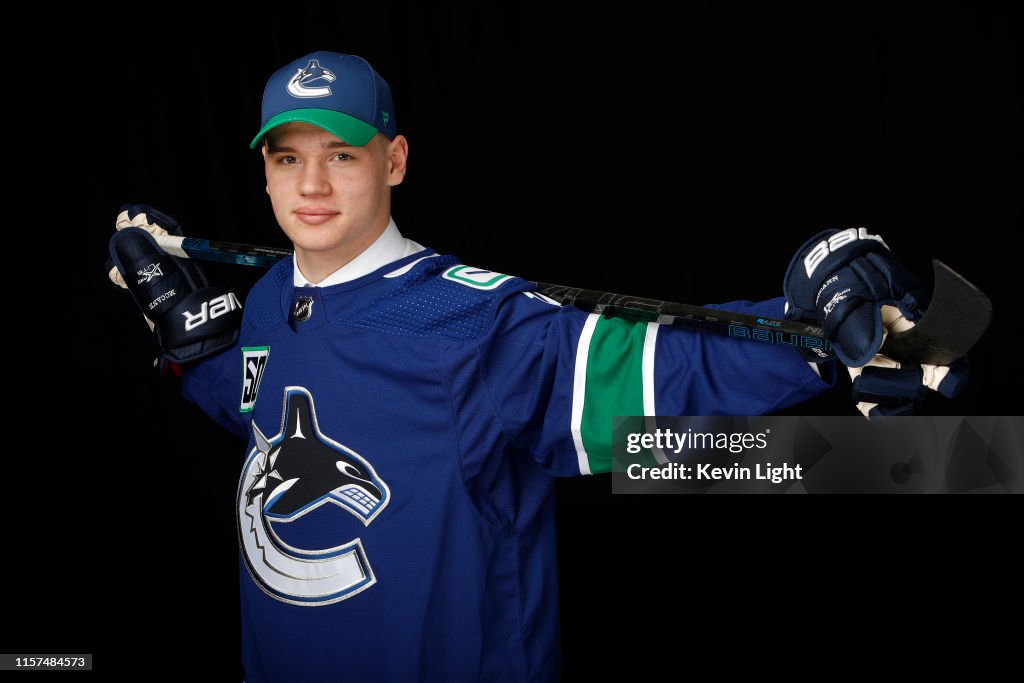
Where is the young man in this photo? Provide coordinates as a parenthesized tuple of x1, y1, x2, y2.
(107, 51, 965, 681)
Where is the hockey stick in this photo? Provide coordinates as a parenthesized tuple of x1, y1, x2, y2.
(152, 234, 992, 366)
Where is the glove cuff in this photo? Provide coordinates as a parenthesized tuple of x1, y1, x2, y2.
(158, 287, 244, 357)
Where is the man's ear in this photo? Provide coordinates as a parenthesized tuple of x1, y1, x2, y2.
(261, 143, 270, 195)
(386, 135, 409, 187)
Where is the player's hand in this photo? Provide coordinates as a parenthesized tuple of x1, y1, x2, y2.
(106, 203, 242, 369)
(783, 227, 926, 367)
(782, 230, 970, 416)
(845, 306, 969, 417)
(106, 205, 181, 290)
(105, 204, 182, 334)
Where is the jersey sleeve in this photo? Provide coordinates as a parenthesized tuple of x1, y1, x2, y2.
(179, 342, 248, 441)
(478, 292, 835, 477)
(176, 257, 292, 443)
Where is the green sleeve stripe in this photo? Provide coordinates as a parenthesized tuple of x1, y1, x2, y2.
(577, 314, 649, 474)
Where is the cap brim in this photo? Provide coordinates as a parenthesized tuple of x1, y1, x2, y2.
(249, 108, 378, 149)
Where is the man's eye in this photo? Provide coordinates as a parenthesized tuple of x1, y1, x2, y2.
(333, 153, 353, 162)
(278, 155, 298, 165)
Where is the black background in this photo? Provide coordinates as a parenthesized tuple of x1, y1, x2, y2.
(13, 1, 1020, 678)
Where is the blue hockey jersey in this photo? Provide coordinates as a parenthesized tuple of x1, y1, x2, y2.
(182, 248, 831, 681)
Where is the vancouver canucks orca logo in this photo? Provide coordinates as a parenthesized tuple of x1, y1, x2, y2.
(238, 386, 390, 605)
(287, 59, 336, 98)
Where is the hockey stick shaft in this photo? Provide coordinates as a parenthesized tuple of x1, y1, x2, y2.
(528, 282, 831, 353)
(156, 235, 294, 267)
(153, 234, 831, 354)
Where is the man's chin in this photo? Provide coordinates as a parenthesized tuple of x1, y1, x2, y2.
(282, 224, 345, 251)
(292, 241, 348, 256)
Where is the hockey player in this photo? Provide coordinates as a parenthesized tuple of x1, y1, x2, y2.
(107, 51, 967, 681)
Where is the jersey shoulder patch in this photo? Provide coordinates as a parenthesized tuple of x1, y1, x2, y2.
(441, 265, 513, 291)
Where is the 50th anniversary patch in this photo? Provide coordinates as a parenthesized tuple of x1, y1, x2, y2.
(241, 346, 270, 413)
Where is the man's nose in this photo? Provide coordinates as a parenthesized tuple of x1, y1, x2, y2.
(298, 162, 330, 195)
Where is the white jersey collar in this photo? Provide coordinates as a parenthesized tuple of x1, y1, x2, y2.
(293, 218, 425, 287)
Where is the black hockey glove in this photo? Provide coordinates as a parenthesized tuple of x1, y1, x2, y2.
(783, 227, 968, 417)
(106, 204, 242, 369)
(783, 227, 927, 367)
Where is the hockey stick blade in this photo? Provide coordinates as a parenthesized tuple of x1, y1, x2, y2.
(879, 260, 993, 366)
(152, 236, 991, 364)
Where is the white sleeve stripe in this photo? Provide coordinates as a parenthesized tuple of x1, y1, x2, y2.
(642, 322, 659, 415)
(642, 322, 669, 465)
(571, 313, 601, 475)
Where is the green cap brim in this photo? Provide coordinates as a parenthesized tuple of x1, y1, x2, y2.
(249, 109, 378, 149)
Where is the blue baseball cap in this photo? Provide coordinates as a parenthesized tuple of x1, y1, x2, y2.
(249, 51, 397, 149)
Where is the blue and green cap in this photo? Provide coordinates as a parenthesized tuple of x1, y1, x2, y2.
(249, 51, 397, 149)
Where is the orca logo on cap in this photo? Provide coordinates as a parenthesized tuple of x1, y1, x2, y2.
(287, 59, 336, 98)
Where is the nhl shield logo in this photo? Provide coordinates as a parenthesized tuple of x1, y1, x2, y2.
(293, 297, 314, 322)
